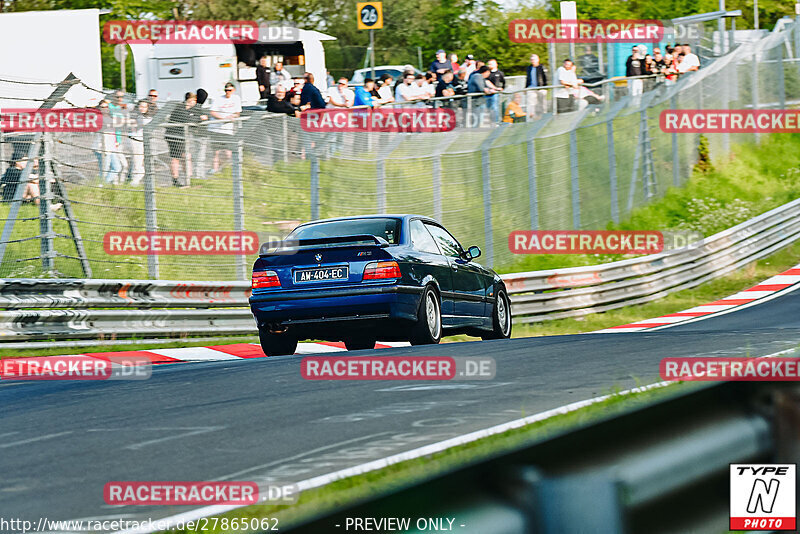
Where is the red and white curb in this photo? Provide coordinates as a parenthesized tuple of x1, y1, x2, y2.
(1, 341, 411, 369)
(593, 264, 800, 333)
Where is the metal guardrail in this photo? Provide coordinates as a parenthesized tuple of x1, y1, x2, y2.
(1, 197, 799, 341)
(280, 381, 798, 534)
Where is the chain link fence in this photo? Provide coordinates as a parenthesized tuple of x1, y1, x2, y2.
(1, 20, 798, 281)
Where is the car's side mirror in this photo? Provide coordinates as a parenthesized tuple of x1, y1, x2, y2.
(467, 246, 481, 260)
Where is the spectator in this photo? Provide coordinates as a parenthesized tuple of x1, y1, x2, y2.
(462, 54, 477, 76)
(525, 54, 548, 87)
(147, 89, 159, 113)
(209, 82, 242, 173)
(525, 54, 548, 116)
(429, 49, 453, 79)
(626, 46, 644, 96)
(270, 62, 292, 90)
(129, 99, 151, 186)
(677, 43, 700, 73)
(503, 92, 525, 123)
(326, 70, 335, 88)
(256, 56, 271, 100)
(577, 46, 603, 84)
(105, 90, 128, 184)
(653, 48, 667, 74)
(487, 59, 506, 90)
(194, 88, 211, 180)
(287, 79, 303, 99)
(376, 73, 395, 104)
(395, 72, 419, 103)
(555, 58, 579, 113)
(467, 65, 491, 94)
(450, 53, 460, 72)
(0, 158, 24, 202)
(422, 72, 437, 98)
(300, 72, 327, 110)
(453, 68, 469, 95)
(354, 78, 377, 107)
(21, 158, 41, 205)
(327, 78, 355, 108)
(435, 70, 456, 98)
(268, 87, 300, 117)
(368, 78, 382, 99)
(166, 92, 201, 187)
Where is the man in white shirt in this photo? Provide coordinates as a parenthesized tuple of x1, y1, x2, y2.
(395, 72, 419, 103)
(555, 59, 580, 113)
(210, 82, 242, 172)
(461, 54, 477, 77)
(677, 43, 700, 73)
(327, 78, 355, 108)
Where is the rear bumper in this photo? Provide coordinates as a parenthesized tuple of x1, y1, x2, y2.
(249, 284, 423, 326)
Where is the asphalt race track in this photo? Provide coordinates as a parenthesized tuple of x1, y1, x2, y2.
(2, 287, 800, 530)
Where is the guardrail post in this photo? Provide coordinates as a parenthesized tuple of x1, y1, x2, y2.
(39, 132, 55, 273)
(232, 138, 246, 280)
(310, 148, 320, 220)
(143, 121, 159, 279)
(671, 94, 680, 187)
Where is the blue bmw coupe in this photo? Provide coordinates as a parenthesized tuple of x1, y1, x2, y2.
(249, 214, 512, 355)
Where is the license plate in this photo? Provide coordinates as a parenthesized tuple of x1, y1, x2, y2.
(294, 266, 349, 283)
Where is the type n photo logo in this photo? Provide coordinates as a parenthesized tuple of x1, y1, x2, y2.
(730, 464, 796, 530)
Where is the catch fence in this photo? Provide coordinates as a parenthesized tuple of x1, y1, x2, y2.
(0, 20, 798, 280)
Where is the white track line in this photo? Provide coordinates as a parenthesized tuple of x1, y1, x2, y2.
(146, 347, 241, 362)
(112, 380, 675, 534)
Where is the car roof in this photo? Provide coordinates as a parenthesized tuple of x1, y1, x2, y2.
(294, 214, 439, 228)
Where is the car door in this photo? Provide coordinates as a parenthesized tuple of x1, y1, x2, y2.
(424, 223, 486, 321)
(407, 218, 456, 319)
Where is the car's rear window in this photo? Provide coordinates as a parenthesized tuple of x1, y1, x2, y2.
(289, 218, 401, 244)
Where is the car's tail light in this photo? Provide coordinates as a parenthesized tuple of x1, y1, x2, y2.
(363, 261, 401, 280)
(252, 270, 281, 288)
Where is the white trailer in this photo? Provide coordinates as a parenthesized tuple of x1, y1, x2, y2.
(0, 8, 104, 109)
(129, 26, 335, 104)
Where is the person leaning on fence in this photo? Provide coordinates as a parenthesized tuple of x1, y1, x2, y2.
(300, 72, 327, 110)
(129, 99, 152, 186)
(354, 79, 377, 107)
(209, 82, 242, 174)
(165, 92, 201, 187)
(375, 74, 395, 104)
(555, 58, 580, 113)
(268, 86, 300, 117)
(525, 54, 548, 117)
(626, 46, 644, 97)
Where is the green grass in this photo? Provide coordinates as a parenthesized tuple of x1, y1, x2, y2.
(171, 380, 697, 534)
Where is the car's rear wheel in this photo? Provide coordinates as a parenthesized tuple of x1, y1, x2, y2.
(344, 337, 376, 351)
(259, 328, 298, 356)
(410, 286, 442, 345)
(482, 289, 512, 340)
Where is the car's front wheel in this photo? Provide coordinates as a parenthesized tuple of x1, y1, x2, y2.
(482, 289, 512, 340)
(410, 286, 442, 345)
(259, 328, 298, 356)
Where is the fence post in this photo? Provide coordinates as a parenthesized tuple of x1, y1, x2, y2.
(607, 120, 619, 224)
(282, 114, 289, 162)
(480, 125, 508, 267)
(142, 121, 159, 279)
(752, 50, 761, 144)
(232, 138, 246, 281)
(525, 114, 553, 231)
(570, 129, 581, 229)
(671, 94, 680, 187)
(432, 154, 442, 222)
(777, 43, 786, 110)
(375, 135, 406, 213)
(39, 132, 55, 273)
(310, 149, 320, 220)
